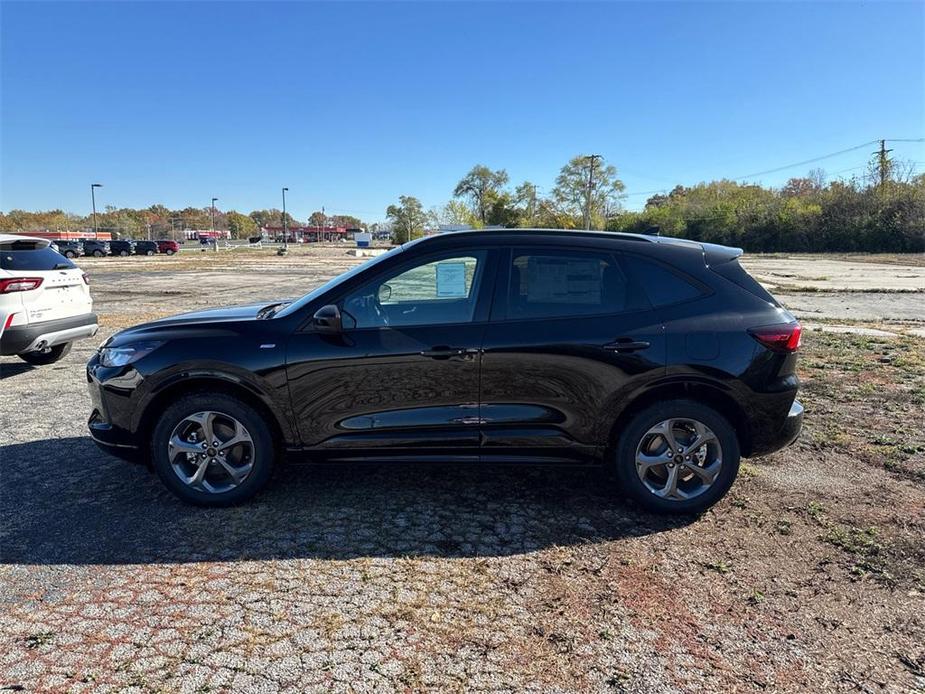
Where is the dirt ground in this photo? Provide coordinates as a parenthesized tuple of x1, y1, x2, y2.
(1, 247, 923, 692)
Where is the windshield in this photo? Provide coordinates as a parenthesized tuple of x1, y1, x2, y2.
(273, 243, 408, 318)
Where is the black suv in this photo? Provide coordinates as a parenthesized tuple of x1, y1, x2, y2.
(87, 230, 803, 513)
(54, 239, 84, 258)
(109, 239, 136, 256)
(80, 239, 110, 257)
(135, 240, 159, 256)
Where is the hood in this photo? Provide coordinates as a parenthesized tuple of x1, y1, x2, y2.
(147, 302, 272, 326)
(104, 301, 290, 347)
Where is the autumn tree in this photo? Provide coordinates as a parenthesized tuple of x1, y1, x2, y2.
(551, 155, 625, 230)
(387, 195, 427, 244)
(453, 165, 509, 225)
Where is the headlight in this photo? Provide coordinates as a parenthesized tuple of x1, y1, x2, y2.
(99, 341, 163, 367)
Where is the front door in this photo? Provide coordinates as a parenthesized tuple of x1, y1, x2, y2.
(285, 248, 496, 460)
(479, 246, 666, 462)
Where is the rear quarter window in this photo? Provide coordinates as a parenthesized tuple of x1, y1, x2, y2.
(0, 242, 75, 271)
(711, 259, 780, 306)
(621, 255, 704, 307)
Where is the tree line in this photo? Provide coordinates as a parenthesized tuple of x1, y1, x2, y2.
(0, 205, 364, 241)
(387, 156, 924, 252)
(3, 154, 923, 252)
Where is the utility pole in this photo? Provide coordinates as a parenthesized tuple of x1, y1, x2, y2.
(584, 154, 602, 230)
(873, 139, 893, 187)
(90, 183, 103, 238)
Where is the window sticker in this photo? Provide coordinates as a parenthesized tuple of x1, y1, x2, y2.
(436, 262, 468, 297)
(525, 257, 601, 303)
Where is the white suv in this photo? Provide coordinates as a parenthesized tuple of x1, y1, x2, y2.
(0, 234, 99, 365)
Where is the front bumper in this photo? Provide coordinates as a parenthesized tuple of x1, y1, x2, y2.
(0, 313, 98, 355)
(87, 354, 145, 463)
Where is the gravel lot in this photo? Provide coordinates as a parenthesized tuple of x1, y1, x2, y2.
(1, 248, 923, 692)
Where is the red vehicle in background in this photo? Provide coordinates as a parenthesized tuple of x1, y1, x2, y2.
(156, 240, 179, 255)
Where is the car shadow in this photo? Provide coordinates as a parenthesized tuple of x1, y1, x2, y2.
(0, 361, 35, 379)
(0, 437, 693, 565)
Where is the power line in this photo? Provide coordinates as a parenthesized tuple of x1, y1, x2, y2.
(733, 140, 879, 180)
(623, 137, 924, 200)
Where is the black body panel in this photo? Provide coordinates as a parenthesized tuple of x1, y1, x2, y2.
(86, 229, 802, 468)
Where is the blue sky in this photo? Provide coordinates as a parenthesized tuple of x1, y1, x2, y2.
(2, 1, 923, 220)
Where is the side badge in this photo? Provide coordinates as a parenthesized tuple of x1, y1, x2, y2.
(259, 344, 276, 349)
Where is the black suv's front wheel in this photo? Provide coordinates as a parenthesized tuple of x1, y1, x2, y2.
(615, 399, 740, 515)
(150, 392, 275, 506)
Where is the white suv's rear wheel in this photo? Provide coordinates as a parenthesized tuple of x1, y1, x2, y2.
(18, 341, 72, 365)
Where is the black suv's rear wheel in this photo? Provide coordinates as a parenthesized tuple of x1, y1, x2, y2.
(150, 392, 275, 506)
(615, 399, 740, 514)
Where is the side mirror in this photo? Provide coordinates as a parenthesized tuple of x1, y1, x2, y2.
(378, 283, 392, 303)
(312, 304, 343, 334)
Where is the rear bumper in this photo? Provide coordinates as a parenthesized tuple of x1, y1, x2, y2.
(749, 399, 804, 457)
(0, 313, 98, 355)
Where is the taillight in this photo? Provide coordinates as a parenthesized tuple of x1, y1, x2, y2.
(0, 277, 43, 293)
(83, 273, 90, 285)
(748, 322, 802, 353)
(3, 313, 15, 330)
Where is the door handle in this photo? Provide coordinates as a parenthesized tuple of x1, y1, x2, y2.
(604, 338, 651, 353)
(421, 346, 479, 360)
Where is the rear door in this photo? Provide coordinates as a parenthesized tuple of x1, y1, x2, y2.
(0, 240, 91, 326)
(478, 245, 666, 462)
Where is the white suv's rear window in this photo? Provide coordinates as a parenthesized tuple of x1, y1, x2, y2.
(0, 241, 75, 271)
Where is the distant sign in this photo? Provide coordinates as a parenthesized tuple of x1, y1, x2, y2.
(355, 232, 372, 248)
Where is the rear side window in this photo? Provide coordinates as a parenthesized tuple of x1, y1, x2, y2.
(710, 259, 780, 306)
(622, 255, 704, 307)
(0, 242, 75, 271)
(506, 248, 648, 319)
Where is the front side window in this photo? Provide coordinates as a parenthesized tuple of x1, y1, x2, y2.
(342, 252, 486, 329)
(506, 248, 644, 319)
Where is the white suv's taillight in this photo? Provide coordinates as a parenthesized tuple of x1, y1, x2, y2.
(82, 273, 90, 285)
(0, 277, 43, 293)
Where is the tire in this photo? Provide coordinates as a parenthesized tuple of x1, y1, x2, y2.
(150, 392, 275, 506)
(64, 250, 77, 258)
(165, 249, 175, 255)
(119, 250, 129, 256)
(146, 250, 154, 255)
(93, 250, 104, 257)
(614, 399, 740, 515)
(18, 341, 72, 365)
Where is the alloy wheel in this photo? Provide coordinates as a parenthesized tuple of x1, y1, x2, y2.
(167, 411, 255, 494)
(635, 418, 722, 501)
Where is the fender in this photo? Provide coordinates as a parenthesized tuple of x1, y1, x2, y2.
(132, 364, 299, 444)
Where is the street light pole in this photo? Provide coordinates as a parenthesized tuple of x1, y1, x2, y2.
(91, 183, 103, 238)
(282, 188, 289, 250)
(210, 197, 219, 251)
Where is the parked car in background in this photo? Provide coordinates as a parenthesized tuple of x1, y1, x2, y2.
(157, 239, 179, 255)
(110, 239, 136, 256)
(135, 241, 159, 256)
(1, 234, 98, 365)
(80, 239, 110, 257)
(87, 229, 803, 513)
(55, 239, 84, 258)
